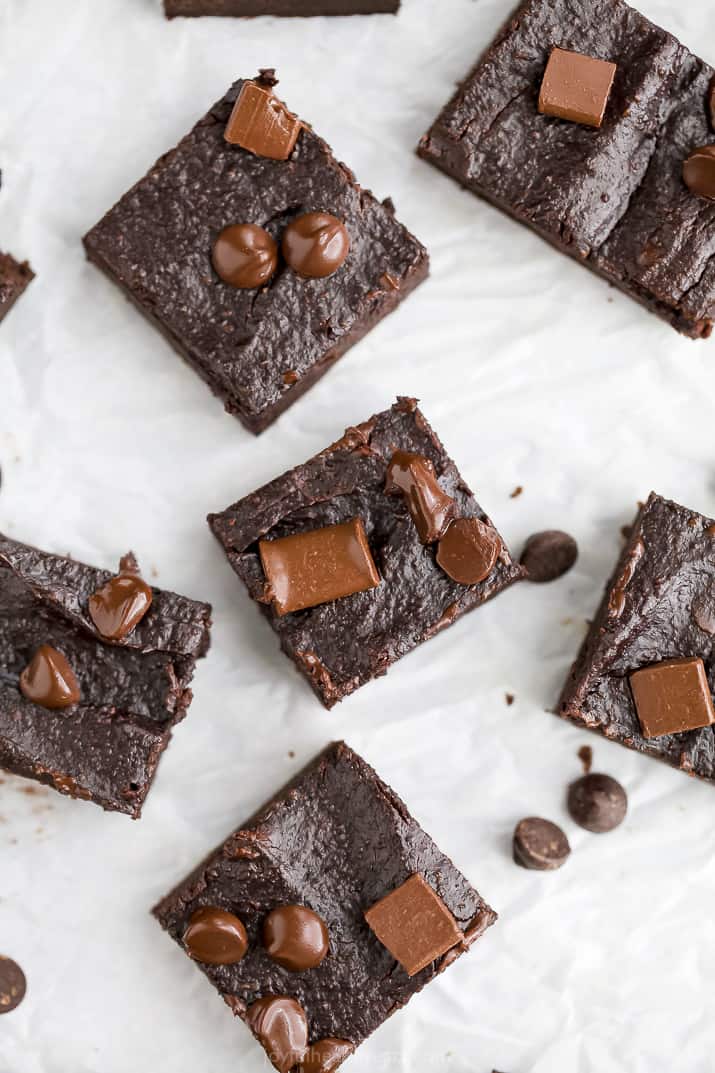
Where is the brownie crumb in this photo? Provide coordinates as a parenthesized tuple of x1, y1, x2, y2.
(509, 485, 523, 499)
(505, 693, 515, 706)
(577, 744, 593, 774)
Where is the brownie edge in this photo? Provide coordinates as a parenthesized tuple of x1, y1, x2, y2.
(164, 0, 400, 13)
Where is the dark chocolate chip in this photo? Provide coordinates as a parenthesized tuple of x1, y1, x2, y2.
(300, 1039, 355, 1073)
(282, 213, 350, 279)
(263, 905, 329, 972)
(88, 563, 152, 641)
(246, 996, 309, 1073)
(567, 773, 627, 833)
(683, 145, 715, 200)
(513, 818, 570, 871)
(212, 224, 278, 289)
(385, 451, 456, 543)
(520, 530, 578, 583)
(0, 957, 26, 1014)
(19, 645, 80, 710)
(436, 517, 501, 586)
(183, 906, 248, 965)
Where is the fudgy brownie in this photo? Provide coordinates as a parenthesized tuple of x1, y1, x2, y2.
(559, 493, 715, 783)
(0, 253, 34, 325)
(418, 0, 715, 338)
(153, 741, 496, 1073)
(165, 0, 399, 13)
(208, 398, 524, 708)
(0, 535, 211, 817)
(84, 72, 427, 434)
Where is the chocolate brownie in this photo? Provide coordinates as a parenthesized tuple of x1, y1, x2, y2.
(559, 493, 715, 783)
(208, 398, 524, 708)
(153, 742, 496, 1072)
(418, 0, 715, 339)
(84, 73, 427, 434)
(0, 535, 211, 817)
(0, 253, 34, 325)
(165, 0, 399, 13)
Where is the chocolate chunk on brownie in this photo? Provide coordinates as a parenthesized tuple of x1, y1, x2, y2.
(0, 253, 34, 325)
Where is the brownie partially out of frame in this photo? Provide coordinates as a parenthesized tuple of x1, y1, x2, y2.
(559, 493, 715, 783)
(153, 741, 496, 1073)
(208, 397, 524, 708)
(0, 252, 34, 325)
(0, 535, 211, 817)
(84, 73, 427, 434)
(418, 0, 715, 339)
(165, 0, 399, 14)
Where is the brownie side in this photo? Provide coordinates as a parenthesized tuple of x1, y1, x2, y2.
(83, 78, 427, 434)
(208, 398, 525, 708)
(153, 741, 496, 1067)
(0, 253, 34, 324)
(558, 493, 715, 782)
(0, 535, 212, 816)
(165, 0, 399, 13)
(418, 0, 715, 339)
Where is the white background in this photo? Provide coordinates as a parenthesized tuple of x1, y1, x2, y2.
(1, 0, 714, 1070)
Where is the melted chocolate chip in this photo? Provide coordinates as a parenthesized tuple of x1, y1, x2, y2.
(263, 905, 329, 972)
(213, 224, 278, 289)
(513, 818, 570, 871)
(282, 213, 350, 279)
(520, 530, 578, 583)
(0, 957, 26, 1014)
(246, 996, 309, 1073)
(88, 562, 152, 641)
(436, 517, 501, 585)
(300, 1039, 355, 1073)
(183, 906, 248, 965)
(567, 773, 627, 833)
(19, 645, 80, 710)
(683, 145, 715, 200)
(385, 451, 456, 543)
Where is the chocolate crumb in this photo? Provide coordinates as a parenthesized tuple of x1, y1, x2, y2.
(510, 485, 523, 499)
(577, 745, 593, 774)
(505, 693, 515, 706)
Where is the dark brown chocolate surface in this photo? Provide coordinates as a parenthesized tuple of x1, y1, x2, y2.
(208, 399, 524, 707)
(418, 0, 715, 339)
(83, 74, 427, 434)
(153, 742, 496, 1070)
(0, 535, 211, 816)
(559, 493, 715, 783)
(0, 252, 34, 325)
(164, 0, 399, 14)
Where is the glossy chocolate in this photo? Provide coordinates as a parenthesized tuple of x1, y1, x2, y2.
(282, 212, 350, 278)
(259, 518, 380, 616)
(224, 80, 302, 160)
(436, 517, 501, 585)
(19, 645, 80, 710)
(263, 905, 329, 972)
(183, 906, 248, 965)
(246, 996, 309, 1073)
(385, 451, 456, 543)
(538, 47, 617, 128)
(683, 145, 715, 200)
(0, 957, 26, 1015)
(630, 657, 715, 739)
(364, 873, 463, 977)
(88, 562, 153, 641)
(212, 224, 278, 289)
(300, 1039, 354, 1073)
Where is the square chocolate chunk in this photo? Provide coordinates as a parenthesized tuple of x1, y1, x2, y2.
(84, 73, 427, 434)
(0, 252, 34, 325)
(0, 535, 211, 816)
(418, 0, 715, 338)
(153, 742, 496, 1072)
(164, 1, 399, 14)
(364, 873, 464, 977)
(208, 398, 524, 708)
(559, 493, 715, 783)
(538, 47, 617, 128)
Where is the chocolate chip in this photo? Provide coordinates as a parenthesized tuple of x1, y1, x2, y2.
(246, 996, 309, 1073)
(385, 451, 456, 543)
(282, 213, 350, 279)
(364, 873, 463, 977)
(212, 224, 278, 289)
(436, 517, 501, 586)
(520, 530, 578, 583)
(183, 906, 248, 965)
(538, 47, 617, 128)
(299, 1039, 355, 1073)
(683, 145, 715, 201)
(224, 80, 302, 160)
(513, 818, 570, 871)
(263, 905, 329, 972)
(19, 645, 80, 710)
(88, 561, 152, 641)
(0, 957, 26, 1014)
(567, 773, 627, 833)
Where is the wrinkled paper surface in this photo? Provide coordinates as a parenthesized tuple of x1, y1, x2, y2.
(1, 0, 714, 1070)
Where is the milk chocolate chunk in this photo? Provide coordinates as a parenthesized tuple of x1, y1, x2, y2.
(212, 224, 278, 289)
(19, 645, 80, 710)
(300, 1039, 354, 1073)
(225, 81, 302, 160)
(513, 818, 570, 871)
(263, 905, 329, 972)
(630, 657, 715, 739)
(259, 518, 380, 616)
(385, 451, 456, 543)
(0, 957, 26, 1015)
(183, 906, 248, 965)
(538, 46, 617, 128)
(567, 773, 627, 833)
(282, 212, 350, 279)
(88, 560, 153, 641)
(683, 145, 715, 201)
(364, 873, 463, 977)
(436, 517, 501, 585)
(246, 996, 309, 1073)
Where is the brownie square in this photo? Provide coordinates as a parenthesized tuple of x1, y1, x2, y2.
(559, 493, 715, 783)
(418, 0, 715, 338)
(208, 398, 524, 708)
(153, 741, 496, 1071)
(165, 0, 399, 13)
(0, 252, 34, 325)
(84, 75, 427, 434)
(0, 535, 211, 817)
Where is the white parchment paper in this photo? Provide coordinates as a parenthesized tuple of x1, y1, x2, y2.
(1, 0, 714, 1069)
